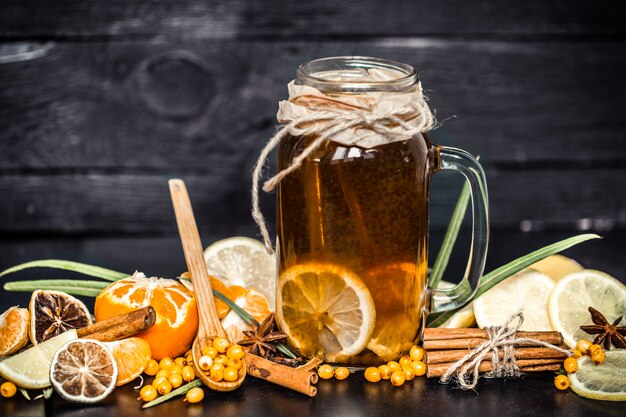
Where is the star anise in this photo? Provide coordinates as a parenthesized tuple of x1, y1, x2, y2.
(238, 312, 289, 357)
(579, 306, 626, 350)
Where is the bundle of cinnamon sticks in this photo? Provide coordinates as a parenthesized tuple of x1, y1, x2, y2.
(423, 328, 568, 378)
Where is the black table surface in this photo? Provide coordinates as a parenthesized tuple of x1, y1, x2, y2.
(0, 232, 625, 417)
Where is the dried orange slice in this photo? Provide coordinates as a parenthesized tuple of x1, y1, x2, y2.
(221, 286, 272, 342)
(29, 290, 92, 345)
(0, 306, 29, 356)
(105, 337, 152, 386)
(276, 262, 375, 362)
(50, 339, 118, 403)
(94, 272, 198, 360)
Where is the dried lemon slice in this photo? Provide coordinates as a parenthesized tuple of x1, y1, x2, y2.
(276, 262, 375, 362)
(29, 290, 92, 345)
(0, 306, 29, 356)
(50, 339, 118, 403)
(569, 350, 626, 401)
(0, 329, 77, 388)
(548, 270, 626, 348)
(473, 270, 555, 331)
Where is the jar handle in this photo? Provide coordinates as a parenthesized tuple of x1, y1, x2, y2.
(429, 146, 489, 314)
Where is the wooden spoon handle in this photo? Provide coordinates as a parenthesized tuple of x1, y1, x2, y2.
(169, 179, 226, 339)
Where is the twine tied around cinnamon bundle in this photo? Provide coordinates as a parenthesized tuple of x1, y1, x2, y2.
(251, 81, 436, 254)
(440, 312, 571, 390)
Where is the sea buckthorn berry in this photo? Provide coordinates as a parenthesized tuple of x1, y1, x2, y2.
(138, 384, 157, 402)
(335, 367, 350, 380)
(576, 339, 593, 355)
(399, 356, 412, 368)
(185, 349, 193, 357)
(169, 366, 182, 375)
(378, 364, 391, 380)
(185, 387, 205, 404)
(563, 357, 578, 373)
(571, 349, 583, 359)
(364, 367, 381, 383)
(213, 337, 229, 353)
(198, 355, 214, 371)
(402, 367, 415, 381)
(182, 365, 196, 382)
(390, 370, 406, 387)
(554, 374, 570, 390)
(227, 357, 243, 370)
(223, 367, 239, 382)
(144, 359, 160, 376)
(159, 357, 175, 369)
(210, 366, 224, 382)
(169, 373, 183, 389)
(156, 380, 172, 396)
(318, 364, 335, 380)
(387, 361, 401, 373)
(589, 345, 606, 365)
(174, 357, 187, 368)
(152, 376, 169, 388)
(202, 346, 218, 359)
(411, 360, 427, 377)
(1, 381, 17, 398)
(409, 345, 425, 362)
(155, 369, 170, 380)
(227, 344, 245, 360)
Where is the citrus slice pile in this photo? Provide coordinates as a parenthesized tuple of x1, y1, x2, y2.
(105, 337, 152, 386)
(548, 270, 626, 348)
(204, 237, 276, 308)
(0, 329, 77, 388)
(50, 339, 118, 403)
(0, 306, 29, 356)
(95, 272, 198, 360)
(569, 350, 626, 401)
(29, 290, 91, 344)
(473, 270, 555, 331)
(528, 254, 584, 281)
(276, 261, 375, 362)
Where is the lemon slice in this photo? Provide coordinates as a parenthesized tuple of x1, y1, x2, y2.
(569, 350, 626, 401)
(528, 254, 584, 282)
(473, 270, 555, 331)
(0, 329, 77, 388)
(204, 237, 276, 309)
(276, 262, 375, 362)
(548, 270, 626, 348)
(436, 281, 476, 328)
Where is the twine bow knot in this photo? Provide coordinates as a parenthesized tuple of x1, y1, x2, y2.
(440, 312, 571, 390)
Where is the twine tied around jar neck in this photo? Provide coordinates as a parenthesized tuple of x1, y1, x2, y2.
(251, 81, 436, 254)
(440, 312, 572, 390)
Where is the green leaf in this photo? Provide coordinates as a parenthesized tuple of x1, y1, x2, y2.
(18, 388, 31, 400)
(0, 260, 128, 282)
(142, 379, 203, 408)
(427, 233, 601, 327)
(429, 181, 471, 289)
(4, 279, 109, 296)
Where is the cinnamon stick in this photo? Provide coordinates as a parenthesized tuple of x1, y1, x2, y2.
(426, 358, 563, 378)
(77, 306, 156, 342)
(423, 333, 563, 350)
(424, 328, 563, 345)
(426, 346, 568, 364)
(245, 353, 318, 397)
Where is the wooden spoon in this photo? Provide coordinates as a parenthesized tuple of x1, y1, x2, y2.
(169, 179, 246, 391)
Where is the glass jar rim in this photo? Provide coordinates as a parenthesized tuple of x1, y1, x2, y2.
(296, 56, 418, 93)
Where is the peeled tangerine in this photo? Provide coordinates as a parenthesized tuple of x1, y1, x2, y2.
(0, 307, 29, 356)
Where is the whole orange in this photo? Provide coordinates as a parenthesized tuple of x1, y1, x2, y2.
(94, 273, 198, 360)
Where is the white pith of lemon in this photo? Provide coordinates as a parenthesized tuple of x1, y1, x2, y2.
(204, 237, 276, 309)
(276, 262, 375, 362)
(548, 270, 626, 348)
(473, 270, 555, 331)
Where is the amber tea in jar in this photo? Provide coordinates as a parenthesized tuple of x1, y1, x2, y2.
(260, 57, 489, 365)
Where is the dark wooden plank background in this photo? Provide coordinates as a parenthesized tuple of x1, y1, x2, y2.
(0, 1, 624, 281)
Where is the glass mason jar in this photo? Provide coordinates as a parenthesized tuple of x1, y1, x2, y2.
(275, 57, 489, 365)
